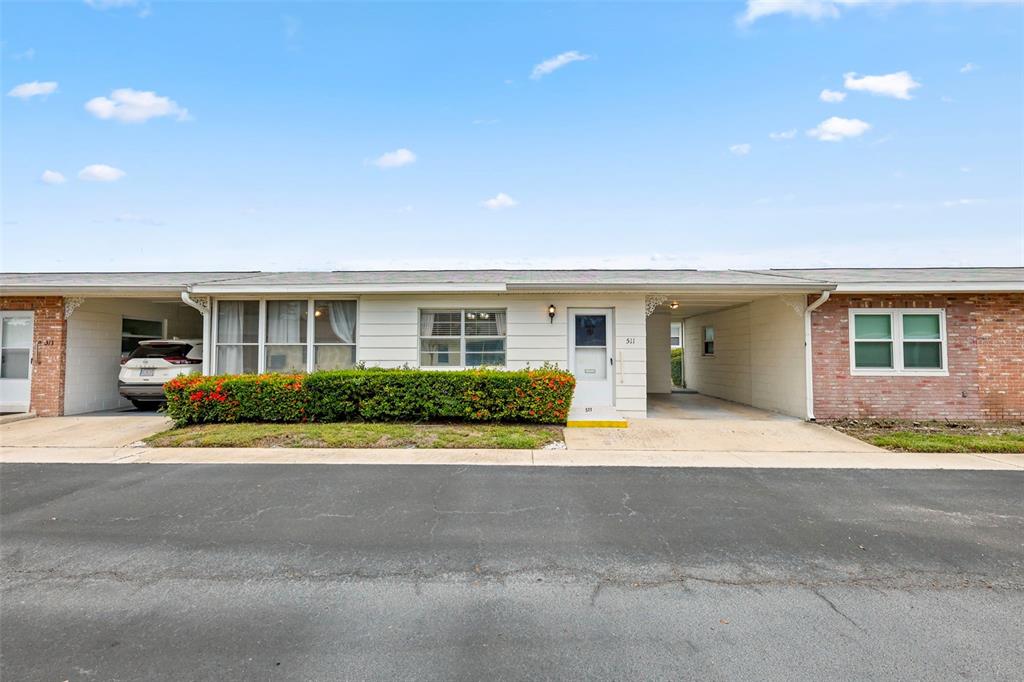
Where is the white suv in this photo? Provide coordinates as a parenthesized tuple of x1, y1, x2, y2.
(118, 339, 203, 410)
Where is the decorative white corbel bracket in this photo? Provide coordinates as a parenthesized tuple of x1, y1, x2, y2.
(180, 292, 211, 316)
(64, 297, 85, 319)
(644, 295, 669, 317)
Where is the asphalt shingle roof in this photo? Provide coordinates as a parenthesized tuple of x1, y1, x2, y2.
(1, 268, 1021, 293)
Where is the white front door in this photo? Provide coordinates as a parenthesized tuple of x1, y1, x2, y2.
(0, 311, 33, 413)
(569, 308, 614, 408)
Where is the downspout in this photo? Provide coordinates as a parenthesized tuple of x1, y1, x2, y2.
(181, 291, 212, 376)
(803, 290, 831, 421)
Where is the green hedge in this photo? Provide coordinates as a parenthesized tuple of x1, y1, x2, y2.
(671, 347, 684, 387)
(164, 368, 576, 426)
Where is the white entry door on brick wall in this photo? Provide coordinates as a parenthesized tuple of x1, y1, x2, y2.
(0, 311, 33, 413)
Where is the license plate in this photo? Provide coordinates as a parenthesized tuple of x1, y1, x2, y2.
(139, 368, 155, 377)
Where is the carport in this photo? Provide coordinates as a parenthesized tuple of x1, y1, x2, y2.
(643, 285, 827, 420)
(63, 296, 202, 414)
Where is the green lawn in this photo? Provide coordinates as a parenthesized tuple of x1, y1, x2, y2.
(145, 422, 564, 450)
(869, 432, 1024, 454)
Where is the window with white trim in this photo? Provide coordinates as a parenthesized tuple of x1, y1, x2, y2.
(214, 299, 357, 374)
(419, 309, 507, 367)
(702, 326, 715, 356)
(850, 309, 947, 375)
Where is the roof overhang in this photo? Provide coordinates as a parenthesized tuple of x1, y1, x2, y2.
(833, 282, 1024, 294)
(0, 285, 192, 298)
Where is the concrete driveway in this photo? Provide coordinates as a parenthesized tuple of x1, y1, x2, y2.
(0, 409, 171, 448)
(565, 393, 881, 452)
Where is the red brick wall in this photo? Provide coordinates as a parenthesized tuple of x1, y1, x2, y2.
(0, 297, 67, 416)
(810, 293, 1023, 420)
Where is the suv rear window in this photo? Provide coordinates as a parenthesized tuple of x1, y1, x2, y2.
(128, 343, 194, 359)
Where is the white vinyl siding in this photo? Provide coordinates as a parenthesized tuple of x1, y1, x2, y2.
(355, 294, 648, 419)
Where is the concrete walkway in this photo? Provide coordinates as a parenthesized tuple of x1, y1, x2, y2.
(1, 445, 1021, 469)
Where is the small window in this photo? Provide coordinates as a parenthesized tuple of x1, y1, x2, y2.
(850, 309, 946, 375)
(121, 318, 164, 358)
(702, 327, 715, 356)
(420, 309, 506, 367)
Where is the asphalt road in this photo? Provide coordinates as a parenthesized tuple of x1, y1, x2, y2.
(2, 463, 1022, 680)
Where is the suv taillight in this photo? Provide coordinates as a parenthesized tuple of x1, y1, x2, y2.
(164, 356, 202, 365)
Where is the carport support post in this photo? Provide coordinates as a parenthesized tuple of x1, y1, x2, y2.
(803, 290, 831, 421)
(180, 292, 212, 376)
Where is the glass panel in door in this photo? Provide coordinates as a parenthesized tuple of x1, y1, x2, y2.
(574, 314, 608, 381)
(1, 315, 32, 379)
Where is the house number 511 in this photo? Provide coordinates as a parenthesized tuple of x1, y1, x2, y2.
(625, 337, 637, 344)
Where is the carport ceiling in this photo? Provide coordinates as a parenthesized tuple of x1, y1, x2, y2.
(653, 292, 798, 318)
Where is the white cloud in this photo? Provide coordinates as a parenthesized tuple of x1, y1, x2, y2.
(85, 88, 190, 123)
(12, 48, 35, 61)
(729, 143, 752, 156)
(738, 0, 840, 26)
(372, 148, 417, 169)
(942, 198, 984, 207)
(769, 129, 797, 140)
(806, 116, 871, 142)
(85, 0, 139, 7)
(7, 81, 58, 99)
(40, 170, 66, 185)
(738, 1, 1015, 27)
(843, 71, 920, 100)
(959, 62, 978, 74)
(78, 164, 126, 182)
(530, 51, 591, 80)
(819, 88, 847, 103)
(481, 192, 518, 210)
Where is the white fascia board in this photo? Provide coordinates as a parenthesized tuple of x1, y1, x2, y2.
(0, 286, 188, 297)
(834, 282, 1024, 293)
(188, 282, 509, 294)
(507, 283, 835, 295)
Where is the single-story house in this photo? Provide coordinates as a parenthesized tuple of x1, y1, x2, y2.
(1, 268, 1021, 422)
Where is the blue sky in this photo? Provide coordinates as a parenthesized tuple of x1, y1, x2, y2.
(2, 0, 1022, 272)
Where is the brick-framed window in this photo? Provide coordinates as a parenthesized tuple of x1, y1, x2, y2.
(848, 308, 948, 376)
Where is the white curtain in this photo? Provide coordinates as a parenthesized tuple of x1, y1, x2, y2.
(217, 301, 244, 373)
(328, 301, 356, 344)
(494, 311, 507, 336)
(267, 301, 303, 343)
(419, 311, 436, 337)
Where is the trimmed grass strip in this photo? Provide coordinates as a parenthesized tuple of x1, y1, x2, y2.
(145, 422, 563, 450)
(869, 432, 1024, 454)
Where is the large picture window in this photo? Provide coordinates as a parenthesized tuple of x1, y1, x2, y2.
(420, 309, 506, 367)
(214, 299, 357, 374)
(850, 309, 947, 375)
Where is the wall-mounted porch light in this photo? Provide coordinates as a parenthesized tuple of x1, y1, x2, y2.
(669, 301, 679, 310)
(548, 304, 556, 323)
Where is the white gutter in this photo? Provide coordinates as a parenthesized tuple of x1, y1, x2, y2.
(181, 291, 213, 376)
(188, 283, 509, 295)
(803, 290, 831, 421)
